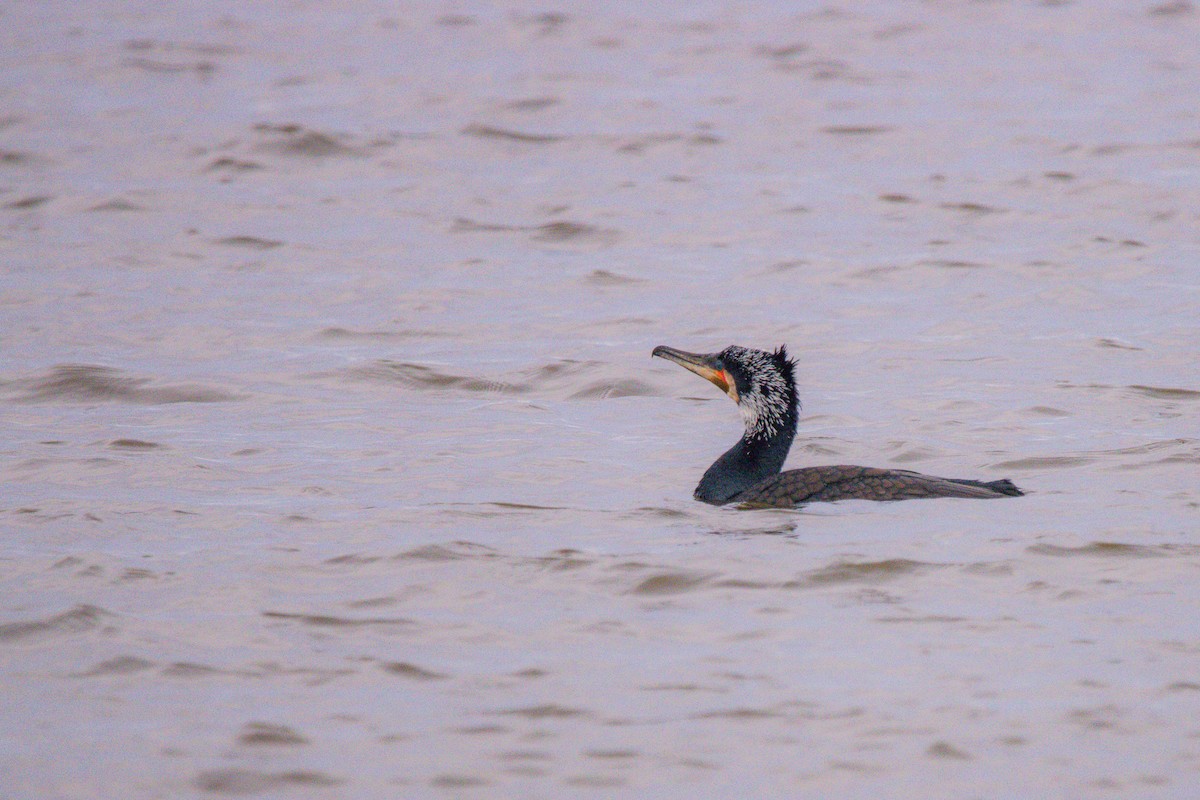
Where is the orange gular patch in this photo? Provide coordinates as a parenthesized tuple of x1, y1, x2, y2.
(703, 369, 737, 402)
(722, 371, 739, 403)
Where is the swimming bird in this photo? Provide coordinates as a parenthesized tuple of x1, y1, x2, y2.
(652, 344, 1024, 507)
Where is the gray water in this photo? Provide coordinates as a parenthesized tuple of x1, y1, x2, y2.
(3, 1, 1199, 797)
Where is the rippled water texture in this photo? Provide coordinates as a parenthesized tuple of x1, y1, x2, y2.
(3, 1, 1199, 797)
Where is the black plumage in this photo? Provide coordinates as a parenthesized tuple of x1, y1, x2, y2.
(652, 344, 1024, 508)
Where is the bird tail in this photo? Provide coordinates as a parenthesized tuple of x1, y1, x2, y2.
(945, 477, 1024, 497)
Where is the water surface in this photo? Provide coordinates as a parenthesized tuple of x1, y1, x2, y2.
(2, 1, 1199, 797)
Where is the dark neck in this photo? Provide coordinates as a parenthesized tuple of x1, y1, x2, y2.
(693, 414, 797, 505)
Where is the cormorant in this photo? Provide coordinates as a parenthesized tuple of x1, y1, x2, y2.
(652, 344, 1024, 507)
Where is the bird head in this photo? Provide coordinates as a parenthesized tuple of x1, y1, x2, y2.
(652, 344, 798, 440)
